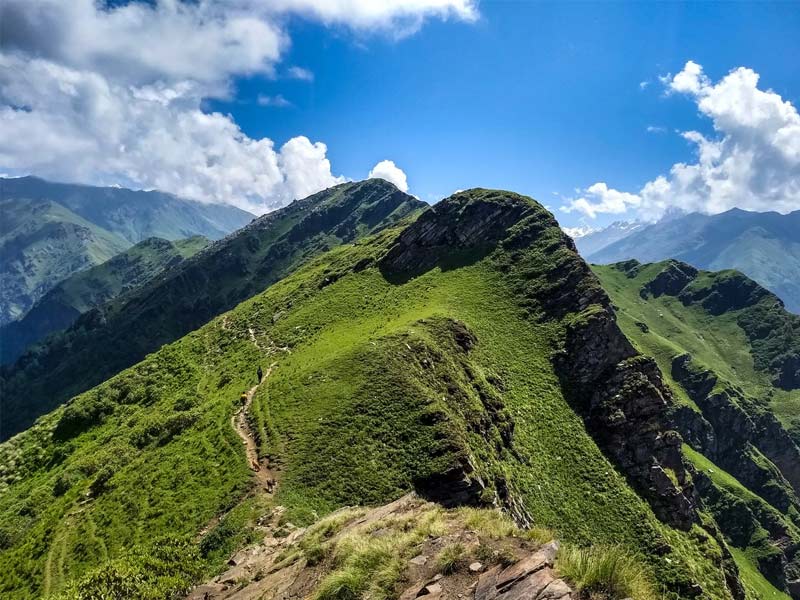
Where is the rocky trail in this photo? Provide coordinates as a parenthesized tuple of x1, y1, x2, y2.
(187, 494, 575, 600)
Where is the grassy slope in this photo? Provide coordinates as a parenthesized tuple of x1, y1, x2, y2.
(0, 195, 733, 599)
(594, 261, 800, 598)
(685, 447, 792, 600)
(0, 236, 210, 364)
(1, 179, 425, 441)
(593, 262, 799, 430)
(0, 199, 129, 324)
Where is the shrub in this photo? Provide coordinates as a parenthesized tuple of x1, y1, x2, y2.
(555, 544, 657, 600)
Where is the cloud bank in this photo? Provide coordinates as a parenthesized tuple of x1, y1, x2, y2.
(562, 61, 800, 221)
(0, 0, 475, 213)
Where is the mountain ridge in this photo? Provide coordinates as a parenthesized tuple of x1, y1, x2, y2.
(0, 236, 210, 364)
(0, 179, 425, 440)
(586, 209, 800, 313)
(0, 177, 254, 325)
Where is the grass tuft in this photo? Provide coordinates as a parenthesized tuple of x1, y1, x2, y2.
(555, 544, 657, 600)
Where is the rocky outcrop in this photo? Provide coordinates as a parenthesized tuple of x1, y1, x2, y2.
(380, 189, 537, 277)
(186, 494, 576, 600)
(641, 260, 698, 299)
(550, 297, 698, 530)
(671, 353, 800, 594)
(672, 353, 800, 509)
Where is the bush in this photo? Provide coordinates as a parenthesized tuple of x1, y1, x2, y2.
(555, 544, 656, 600)
(54, 394, 115, 440)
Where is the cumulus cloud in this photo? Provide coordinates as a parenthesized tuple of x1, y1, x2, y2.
(368, 160, 409, 192)
(562, 61, 800, 220)
(0, 0, 472, 212)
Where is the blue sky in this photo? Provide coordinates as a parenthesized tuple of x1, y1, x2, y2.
(3, 1, 800, 225)
(207, 2, 800, 227)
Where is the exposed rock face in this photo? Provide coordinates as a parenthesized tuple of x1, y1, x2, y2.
(672, 354, 800, 507)
(381, 189, 537, 276)
(641, 260, 698, 299)
(556, 329, 698, 530)
(474, 542, 571, 600)
(551, 303, 698, 530)
(671, 353, 800, 593)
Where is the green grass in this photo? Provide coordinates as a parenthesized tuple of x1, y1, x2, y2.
(555, 544, 658, 600)
(728, 547, 791, 600)
(0, 193, 743, 598)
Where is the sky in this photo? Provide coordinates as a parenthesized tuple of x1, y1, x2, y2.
(1, 1, 799, 229)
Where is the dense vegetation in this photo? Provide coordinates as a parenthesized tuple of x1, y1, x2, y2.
(594, 259, 800, 597)
(0, 176, 252, 326)
(0, 178, 424, 440)
(0, 236, 209, 364)
(0, 189, 748, 599)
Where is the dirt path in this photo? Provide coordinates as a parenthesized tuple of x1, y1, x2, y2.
(231, 364, 277, 494)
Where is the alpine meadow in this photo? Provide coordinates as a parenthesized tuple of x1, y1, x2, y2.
(1, 2, 799, 600)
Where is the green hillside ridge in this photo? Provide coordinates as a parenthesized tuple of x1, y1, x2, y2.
(594, 260, 800, 595)
(0, 198, 129, 324)
(587, 208, 800, 314)
(0, 189, 742, 599)
(0, 176, 253, 328)
(0, 178, 425, 441)
(0, 236, 209, 364)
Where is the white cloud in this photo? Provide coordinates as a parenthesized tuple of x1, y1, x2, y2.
(368, 160, 409, 192)
(646, 125, 666, 134)
(639, 80, 649, 90)
(287, 66, 315, 81)
(257, 94, 292, 107)
(267, 0, 477, 35)
(563, 61, 800, 220)
(560, 182, 640, 219)
(0, 0, 472, 212)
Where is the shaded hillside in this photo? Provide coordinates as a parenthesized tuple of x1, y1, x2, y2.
(0, 177, 253, 325)
(0, 189, 745, 599)
(588, 209, 800, 313)
(0, 198, 129, 324)
(0, 179, 425, 440)
(595, 260, 800, 596)
(0, 236, 209, 364)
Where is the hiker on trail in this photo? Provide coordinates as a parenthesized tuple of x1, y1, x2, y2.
(239, 391, 247, 408)
(257, 365, 263, 383)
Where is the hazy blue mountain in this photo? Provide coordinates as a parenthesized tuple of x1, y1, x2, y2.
(588, 208, 800, 313)
(567, 220, 645, 256)
(0, 177, 253, 325)
(0, 236, 209, 364)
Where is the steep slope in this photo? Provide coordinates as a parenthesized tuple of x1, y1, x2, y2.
(0, 189, 745, 599)
(594, 260, 800, 596)
(0, 179, 425, 440)
(0, 177, 253, 325)
(588, 209, 800, 313)
(0, 236, 209, 364)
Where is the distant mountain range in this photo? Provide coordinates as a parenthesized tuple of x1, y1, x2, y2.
(0, 236, 209, 365)
(0, 176, 253, 325)
(567, 220, 645, 256)
(569, 208, 800, 313)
